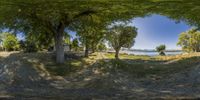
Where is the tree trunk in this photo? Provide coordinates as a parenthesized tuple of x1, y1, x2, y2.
(92, 47, 95, 53)
(115, 49, 120, 59)
(84, 38, 89, 57)
(91, 43, 96, 53)
(54, 23, 65, 64)
(85, 43, 89, 57)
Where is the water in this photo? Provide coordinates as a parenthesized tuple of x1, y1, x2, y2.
(123, 51, 182, 56)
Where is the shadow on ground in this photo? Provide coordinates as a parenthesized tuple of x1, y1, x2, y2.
(88, 56, 200, 99)
(0, 52, 200, 100)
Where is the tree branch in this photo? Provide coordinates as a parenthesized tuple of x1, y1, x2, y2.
(74, 9, 97, 19)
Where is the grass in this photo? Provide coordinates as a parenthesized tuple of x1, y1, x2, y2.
(103, 53, 200, 78)
(1, 51, 199, 99)
(45, 53, 97, 76)
(105, 53, 153, 60)
(4, 51, 197, 78)
(45, 52, 200, 77)
(46, 59, 85, 76)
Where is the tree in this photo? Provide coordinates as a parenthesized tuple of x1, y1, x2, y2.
(71, 38, 79, 51)
(98, 42, 107, 52)
(2, 33, 19, 51)
(3, 0, 200, 63)
(72, 14, 106, 57)
(22, 33, 51, 52)
(177, 28, 200, 52)
(0, 37, 3, 51)
(77, 26, 102, 57)
(64, 34, 71, 45)
(0, 1, 101, 63)
(107, 24, 137, 59)
(0, 0, 153, 63)
(156, 45, 166, 56)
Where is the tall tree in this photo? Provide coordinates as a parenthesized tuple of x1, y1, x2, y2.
(177, 28, 200, 52)
(0, 0, 152, 63)
(107, 24, 137, 59)
(77, 26, 105, 57)
(71, 38, 79, 52)
(0, 0, 101, 63)
(71, 14, 106, 57)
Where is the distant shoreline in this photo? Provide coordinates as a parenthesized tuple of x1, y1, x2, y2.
(108, 49, 182, 52)
(107, 49, 183, 56)
(127, 50, 182, 52)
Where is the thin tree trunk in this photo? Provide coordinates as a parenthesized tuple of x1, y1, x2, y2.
(92, 46, 95, 53)
(54, 23, 65, 64)
(85, 39, 89, 57)
(91, 43, 96, 53)
(115, 49, 120, 59)
(85, 44, 89, 57)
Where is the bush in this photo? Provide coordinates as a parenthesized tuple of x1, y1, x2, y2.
(71, 38, 79, 51)
(19, 40, 38, 52)
(24, 41, 38, 53)
(3, 33, 19, 51)
(156, 45, 166, 56)
(98, 43, 107, 51)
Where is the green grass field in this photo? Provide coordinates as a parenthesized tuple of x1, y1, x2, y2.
(103, 53, 200, 78)
(43, 52, 200, 79)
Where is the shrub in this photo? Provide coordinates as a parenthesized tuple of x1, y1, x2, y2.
(156, 45, 166, 56)
(19, 40, 39, 52)
(98, 43, 107, 51)
(3, 33, 19, 51)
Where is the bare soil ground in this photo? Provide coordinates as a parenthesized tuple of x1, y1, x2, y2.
(0, 52, 200, 100)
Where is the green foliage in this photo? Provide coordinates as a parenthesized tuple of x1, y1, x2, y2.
(0, 0, 153, 62)
(71, 38, 79, 51)
(64, 34, 71, 45)
(97, 42, 107, 51)
(24, 41, 38, 53)
(0, 33, 3, 51)
(19, 40, 25, 50)
(1, 0, 200, 62)
(21, 32, 56, 52)
(22, 34, 39, 52)
(177, 28, 200, 52)
(31, 33, 54, 50)
(19, 40, 38, 53)
(156, 45, 166, 56)
(2, 33, 19, 51)
(106, 24, 137, 59)
(107, 24, 138, 49)
(73, 14, 107, 55)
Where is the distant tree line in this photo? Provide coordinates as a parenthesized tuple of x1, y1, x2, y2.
(0, 31, 108, 54)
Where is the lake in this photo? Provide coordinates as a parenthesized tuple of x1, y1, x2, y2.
(121, 50, 182, 56)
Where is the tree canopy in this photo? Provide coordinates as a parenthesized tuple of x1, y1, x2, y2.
(0, 0, 154, 63)
(2, 33, 19, 51)
(107, 24, 138, 59)
(177, 28, 200, 52)
(156, 45, 166, 56)
(1, 0, 200, 63)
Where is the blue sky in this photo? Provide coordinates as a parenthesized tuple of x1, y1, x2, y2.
(69, 14, 191, 50)
(130, 14, 191, 50)
(11, 14, 191, 50)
